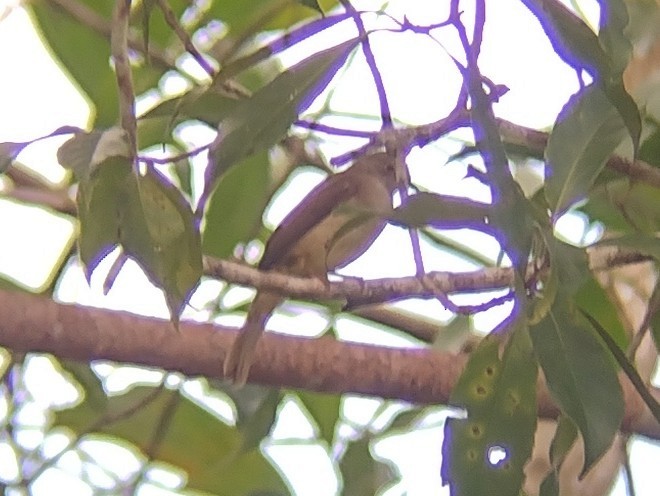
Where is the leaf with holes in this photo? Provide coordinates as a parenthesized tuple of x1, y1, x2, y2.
(441, 329, 537, 496)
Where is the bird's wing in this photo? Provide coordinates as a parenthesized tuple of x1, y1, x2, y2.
(258, 172, 358, 270)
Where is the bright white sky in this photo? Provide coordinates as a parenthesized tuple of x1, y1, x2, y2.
(0, 0, 658, 495)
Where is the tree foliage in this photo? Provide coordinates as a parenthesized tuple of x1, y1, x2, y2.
(1, 0, 660, 495)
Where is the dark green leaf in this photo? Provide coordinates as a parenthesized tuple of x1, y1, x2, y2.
(235, 388, 282, 452)
(545, 85, 628, 218)
(203, 38, 359, 202)
(340, 437, 396, 496)
(530, 301, 623, 474)
(390, 192, 490, 230)
(575, 277, 628, 349)
(202, 151, 271, 259)
(581, 310, 660, 424)
(59, 361, 108, 411)
(299, 0, 324, 13)
(583, 179, 660, 233)
(138, 86, 240, 131)
(441, 329, 538, 496)
(297, 390, 341, 445)
(55, 386, 288, 495)
(597, 0, 632, 74)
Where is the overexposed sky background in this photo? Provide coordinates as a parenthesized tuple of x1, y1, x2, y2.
(0, 0, 659, 495)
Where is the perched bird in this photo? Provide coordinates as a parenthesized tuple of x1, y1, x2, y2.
(223, 152, 398, 385)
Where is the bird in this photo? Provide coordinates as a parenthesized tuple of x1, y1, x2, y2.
(223, 151, 398, 385)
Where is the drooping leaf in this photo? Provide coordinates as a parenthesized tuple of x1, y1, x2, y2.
(530, 300, 623, 474)
(124, 166, 202, 320)
(201, 151, 271, 259)
(519, 0, 640, 151)
(545, 85, 628, 218)
(202, 38, 359, 207)
(54, 386, 289, 495)
(62, 128, 202, 321)
(441, 329, 538, 496)
(539, 416, 578, 496)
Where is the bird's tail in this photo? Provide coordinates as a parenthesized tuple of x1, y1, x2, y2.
(223, 291, 282, 386)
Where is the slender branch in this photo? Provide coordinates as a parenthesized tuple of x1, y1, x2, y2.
(111, 0, 137, 157)
(201, 249, 655, 307)
(155, 0, 215, 77)
(340, 0, 392, 127)
(0, 289, 657, 439)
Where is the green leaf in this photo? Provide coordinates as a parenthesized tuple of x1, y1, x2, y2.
(598, 0, 633, 74)
(235, 388, 282, 453)
(76, 154, 133, 278)
(68, 129, 202, 320)
(59, 361, 108, 411)
(138, 86, 240, 131)
(581, 310, 660, 424)
(519, 0, 640, 151)
(545, 85, 628, 218)
(55, 386, 288, 495)
(203, 38, 359, 204)
(583, 179, 660, 233)
(540, 416, 578, 496)
(122, 166, 202, 319)
(202, 151, 271, 259)
(441, 328, 538, 496)
(299, 0, 324, 13)
(530, 300, 623, 474)
(29, 2, 161, 128)
(297, 390, 341, 445)
(390, 192, 490, 230)
(575, 277, 628, 349)
(340, 437, 396, 496)
(205, 0, 330, 37)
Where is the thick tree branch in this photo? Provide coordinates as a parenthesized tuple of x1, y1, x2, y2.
(0, 289, 658, 439)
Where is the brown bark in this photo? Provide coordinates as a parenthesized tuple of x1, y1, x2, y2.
(0, 288, 658, 440)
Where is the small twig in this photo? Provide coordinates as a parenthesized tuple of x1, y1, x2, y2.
(137, 143, 210, 165)
(340, 0, 392, 127)
(111, 0, 137, 158)
(155, 0, 215, 78)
